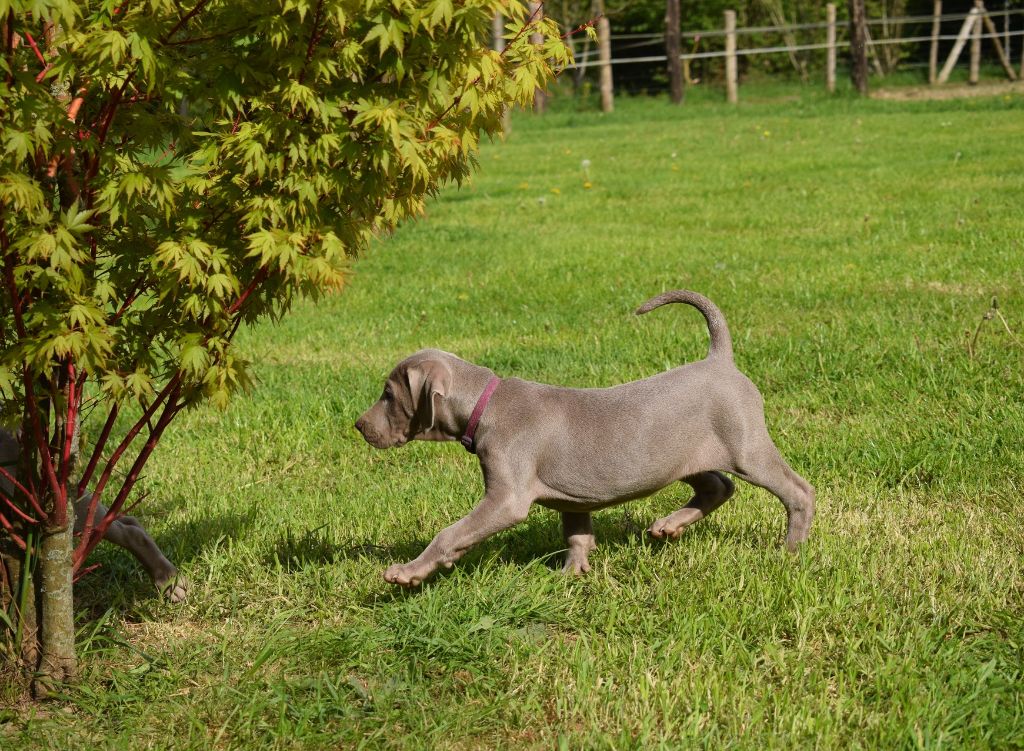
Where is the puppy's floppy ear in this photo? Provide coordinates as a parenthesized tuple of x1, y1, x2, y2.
(405, 359, 451, 432)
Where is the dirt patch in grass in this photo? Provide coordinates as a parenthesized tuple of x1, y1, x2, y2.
(871, 80, 1024, 101)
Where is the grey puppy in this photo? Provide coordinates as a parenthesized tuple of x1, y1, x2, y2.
(356, 290, 814, 587)
(0, 429, 188, 602)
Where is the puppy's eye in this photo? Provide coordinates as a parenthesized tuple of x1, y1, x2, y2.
(382, 389, 392, 402)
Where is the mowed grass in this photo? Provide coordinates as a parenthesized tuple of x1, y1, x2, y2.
(6, 85, 1024, 748)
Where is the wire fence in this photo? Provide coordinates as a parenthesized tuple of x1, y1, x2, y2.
(565, 7, 1024, 75)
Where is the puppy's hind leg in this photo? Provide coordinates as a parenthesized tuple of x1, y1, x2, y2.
(647, 471, 735, 540)
(75, 493, 188, 602)
(733, 440, 815, 552)
(108, 516, 189, 602)
(561, 512, 596, 575)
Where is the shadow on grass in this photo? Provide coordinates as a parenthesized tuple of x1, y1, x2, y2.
(259, 503, 771, 594)
(74, 492, 781, 618)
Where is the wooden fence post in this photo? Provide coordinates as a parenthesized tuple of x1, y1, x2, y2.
(979, 4, 1018, 80)
(863, 25, 886, 77)
(826, 3, 837, 93)
(937, 7, 980, 84)
(529, 2, 546, 113)
(597, 12, 614, 112)
(725, 10, 738, 104)
(929, 1, 942, 84)
(665, 0, 683, 104)
(969, 0, 982, 85)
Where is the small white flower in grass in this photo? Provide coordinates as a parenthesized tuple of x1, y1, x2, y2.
(581, 158, 592, 188)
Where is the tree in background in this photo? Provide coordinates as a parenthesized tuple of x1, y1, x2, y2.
(0, 0, 568, 696)
(666, 0, 685, 102)
(850, 0, 871, 93)
(874, 0, 911, 74)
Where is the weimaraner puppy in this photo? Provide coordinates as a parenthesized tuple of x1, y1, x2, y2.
(0, 429, 187, 602)
(355, 290, 815, 587)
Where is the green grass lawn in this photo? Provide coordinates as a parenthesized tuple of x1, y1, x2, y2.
(6, 83, 1024, 748)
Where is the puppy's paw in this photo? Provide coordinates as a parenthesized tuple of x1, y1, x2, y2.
(647, 516, 688, 540)
(784, 539, 806, 555)
(648, 508, 703, 540)
(561, 553, 591, 576)
(156, 571, 189, 603)
(647, 520, 683, 540)
(383, 562, 425, 588)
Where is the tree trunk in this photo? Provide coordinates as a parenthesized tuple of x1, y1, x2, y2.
(665, 0, 683, 104)
(762, 0, 808, 82)
(529, 2, 547, 114)
(33, 508, 75, 697)
(848, 0, 869, 95)
(596, 1, 613, 113)
(492, 12, 511, 133)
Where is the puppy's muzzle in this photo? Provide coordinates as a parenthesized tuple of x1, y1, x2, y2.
(354, 416, 376, 444)
(355, 416, 400, 449)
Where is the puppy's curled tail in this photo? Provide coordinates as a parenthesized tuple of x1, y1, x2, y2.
(635, 289, 734, 361)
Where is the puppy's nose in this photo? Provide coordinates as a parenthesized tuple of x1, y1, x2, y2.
(354, 417, 366, 435)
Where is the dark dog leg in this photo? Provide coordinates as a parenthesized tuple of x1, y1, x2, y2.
(647, 471, 735, 540)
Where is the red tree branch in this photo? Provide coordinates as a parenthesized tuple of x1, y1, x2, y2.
(21, 30, 46, 66)
(74, 373, 180, 565)
(297, 0, 325, 86)
(84, 78, 131, 185)
(0, 509, 27, 550)
(22, 373, 65, 526)
(57, 359, 78, 492)
(162, 27, 247, 48)
(74, 380, 182, 568)
(72, 562, 101, 582)
(4, 11, 15, 86)
(77, 401, 118, 499)
(112, 274, 148, 320)
(0, 487, 40, 524)
(161, 0, 213, 44)
(0, 466, 45, 519)
(227, 266, 270, 315)
(561, 16, 601, 39)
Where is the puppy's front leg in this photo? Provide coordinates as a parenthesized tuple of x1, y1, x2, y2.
(384, 492, 532, 587)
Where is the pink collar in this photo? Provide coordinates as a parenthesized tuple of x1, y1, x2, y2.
(460, 376, 501, 453)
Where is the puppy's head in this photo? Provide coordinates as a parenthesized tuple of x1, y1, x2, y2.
(355, 350, 453, 449)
